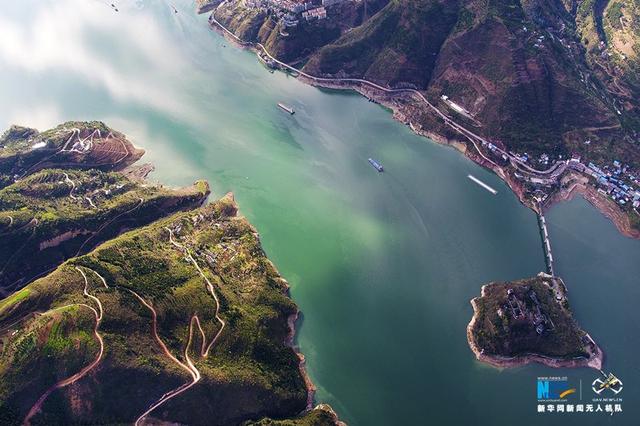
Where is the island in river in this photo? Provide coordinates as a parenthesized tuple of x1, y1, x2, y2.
(467, 274, 603, 370)
(0, 122, 341, 425)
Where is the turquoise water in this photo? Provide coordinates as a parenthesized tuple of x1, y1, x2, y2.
(0, 1, 637, 424)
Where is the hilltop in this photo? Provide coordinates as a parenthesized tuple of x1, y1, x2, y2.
(0, 122, 209, 295)
(0, 122, 143, 189)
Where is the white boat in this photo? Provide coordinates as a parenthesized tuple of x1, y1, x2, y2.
(277, 103, 294, 114)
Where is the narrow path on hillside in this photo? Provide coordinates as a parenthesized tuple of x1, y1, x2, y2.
(132, 227, 226, 424)
(63, 173, 78, 201)
(74, 197, 144, 256)
(127, 289, 200, 426)
(85, 196, 97, 209)
(23, 267, 105, 425)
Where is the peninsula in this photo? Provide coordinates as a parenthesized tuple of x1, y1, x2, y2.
(0, 122, 209, 295)
(0, 122, 341, 425)
(467, 274, 603, 369)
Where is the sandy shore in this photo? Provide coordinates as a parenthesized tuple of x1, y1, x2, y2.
(467, 285, 604, 370)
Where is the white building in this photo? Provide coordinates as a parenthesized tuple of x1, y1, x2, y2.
(302, 7, 327, 20)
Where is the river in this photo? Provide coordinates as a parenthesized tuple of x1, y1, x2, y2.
(0, 1, 637, 424)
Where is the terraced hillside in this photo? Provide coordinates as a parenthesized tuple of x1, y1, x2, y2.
(0, 123, 209, 295)
(0, 122, 341, 425)
(0, 195, 337, 425)
(0, 122, 143, 189)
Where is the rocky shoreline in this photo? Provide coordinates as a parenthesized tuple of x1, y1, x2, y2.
(545, 172, 640, 239)
(287, 301, 317, 411)
(467, 283, 604, 370)
(221, 197, 320, 416)
(204, 6, 639, 242)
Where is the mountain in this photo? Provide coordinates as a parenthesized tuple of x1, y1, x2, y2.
(211, 0, 640, 168)
(0, 122, 209, 294)
(0, 122, 341, 426)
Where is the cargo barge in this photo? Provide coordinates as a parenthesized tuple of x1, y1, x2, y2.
(277, 103, 295, 114)
(368, 158, 384, 172)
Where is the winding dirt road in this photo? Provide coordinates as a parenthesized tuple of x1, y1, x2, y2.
(85, 196, 97, 209)
(127, 289, 200, 426)
(74, 197, 144, 256)
(165, 227, 225, 357)
(19, 127, 131, 180)
(63, 173, 78, 201)
(132, 227, 226, 425)
(23, 267, 105, 425)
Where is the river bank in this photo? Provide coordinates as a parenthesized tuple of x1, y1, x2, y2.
(204, 4, 639, 242)
(545, 171, 640, 239)
(209, 193, 325, 420)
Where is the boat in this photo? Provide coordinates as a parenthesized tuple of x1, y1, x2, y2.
(467, 174, 497, 194)
(277, 103, 295, 115)
(368, 158, 384, 172)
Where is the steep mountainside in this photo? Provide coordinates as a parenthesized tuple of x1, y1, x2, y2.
(0, 122, 340, 426)
(0, 123, 209, 295)
(305, 0, 459, 88)
(213, 0, 388, 63)
(209, 0, 640, 167)
(0, 195, 330, 425)
(305, 0, 638, 163)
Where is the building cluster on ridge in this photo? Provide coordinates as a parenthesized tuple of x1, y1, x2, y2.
(502, 287, 555, 336)
(242, 0, 351, 27)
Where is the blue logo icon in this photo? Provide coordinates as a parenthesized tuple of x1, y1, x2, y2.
(537, 379, 576, 400)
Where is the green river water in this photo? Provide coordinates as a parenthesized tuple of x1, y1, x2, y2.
(0, 1, 638, 424)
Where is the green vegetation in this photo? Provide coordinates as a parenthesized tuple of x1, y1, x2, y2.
(0, 195, 312, 424)
(606, 2, 625, 28)
(215, 0, 640, 167)
(247, 406, 341, 425)
(305, 0, 458, 88)
(0, 121, 329, 424)
(0, 122, 209, 293)
(0, 288, 30, 317)
(470, 277, 590, 359)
